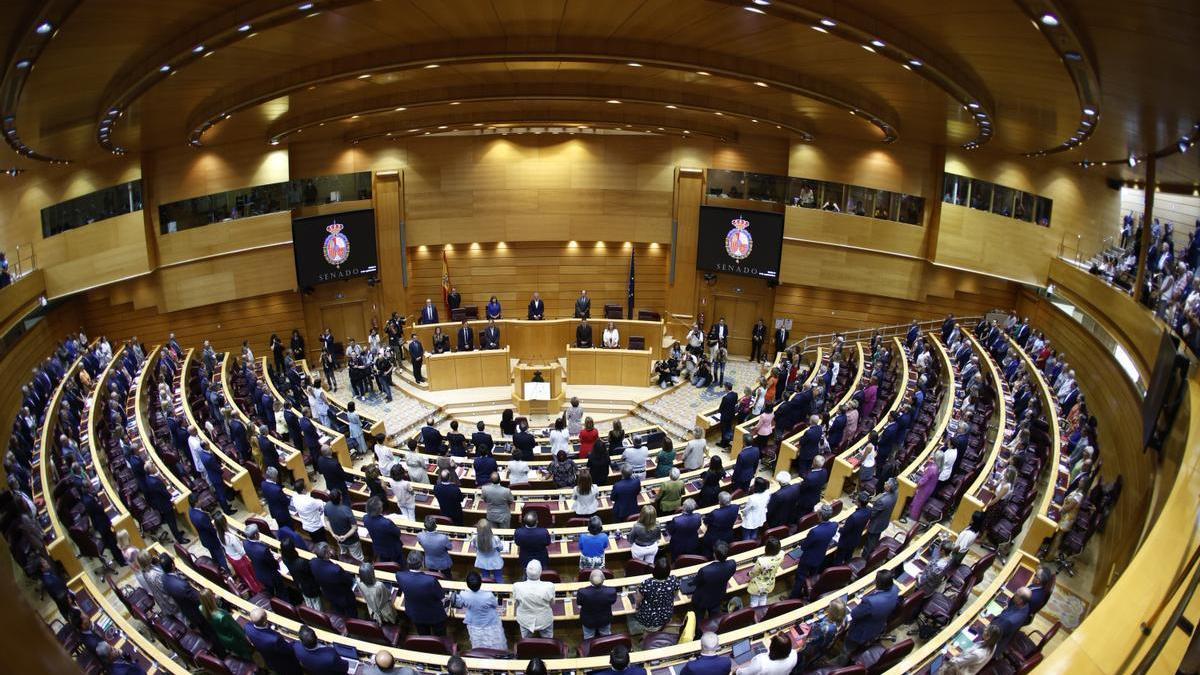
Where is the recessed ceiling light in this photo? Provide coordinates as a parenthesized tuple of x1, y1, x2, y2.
(108, 109, 119, 116)
(159, 64, 171, 73)
(811, 25, 828, 33)
(714, 112, 723, 116)
(820, 18, 836, 27)
(437, 125, 448, 129)
(861, 45, 875, 53)
(357, 74, 372, 79)
(901, 64, 911, 71)
(1040, 13, 1060, 27)
(606, 99, 621, 104)
(1064, 51, 1082, 61)
(1128, 154, 1138, 167)
(908, 59, 923, 67)
(665, 105, 677, 109)
(35, 22, 52, 35)
(449, 101, 460, 105)
(238, 23, 252, 32)
(203, 50, 215, 57)
(350, 115, 359, 119)
(270, 139, 280, 145)
(298, 2, 314, 10)
(682, 130, 690, 134)
(753, 81, 768, 87)
(871, 39, 886, 48)
(627, 62, 642, 67)
(1180, 139, 1191, 153)
(193, 45, 205, 53)
(744, 6, 766, 14)
(657, 127, 665, 130)
(394, 107, 406, 112)
(753, 0, 770, 4)
(696, 71, 710, 76)
(750, 119, 758, 123)
(473, 123, 483, 127)
(15, 59, 31, 69)
(968, 102, 980, 109)
(424, 64, 439, 69)
(1082, 107, 1096, 116)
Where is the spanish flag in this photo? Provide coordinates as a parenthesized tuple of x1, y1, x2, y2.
(441, 249, 451, 314)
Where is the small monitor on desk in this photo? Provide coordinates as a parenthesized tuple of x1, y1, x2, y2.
(604, 304, 622, 319)
(637, 310, 661, 321)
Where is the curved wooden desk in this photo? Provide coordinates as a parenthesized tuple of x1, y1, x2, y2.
(258, 355, 352, 465)
(952, 329, 1012, 531)
(89, 344, 146, 549)
(892, 333, 956, 521)
(410, 317, 666, 362)
(220, 352, 310, 486)
(426, 346, 511, 390)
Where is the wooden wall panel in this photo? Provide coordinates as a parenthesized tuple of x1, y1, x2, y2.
(788, 135, 936, 199)
(783, 208, 929, 259)
(0, 320, 59, 463)
(76, 287, 306, 354)
(156, 211, 293, 266)
(0, 270, 45, 333)
(668, 170, 703, 319)
(37, 210, 153, 298)
(1016, 288, 1152, 591)
(148, 143, 290, 208)
(407, 242, 666, 321)
(157, 246, 298, 312)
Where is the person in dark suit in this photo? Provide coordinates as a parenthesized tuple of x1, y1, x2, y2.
(471, 420, 494, 454)
(227, 416, 250, 462)
(310, 543, 357, 617)
(456, 320, 475, 352)
(513, 510, 551, 568)
(363, 497, 405, 566)
(244, 608, 302, 675)
(861, 478, 898, 557)
(610, 466, 641, 521)
(316, 445, 349, 498)
(433, 469, 464, 525)
(160, 556, 219, 646)
(1026, 567, 1056, 624)
(420, 417, 443, 453)
(708, 317, 729, 349)
(766, 472, 801, 528)
(701, 492, 739, 555)
(574, 290, 591, 319)
(941, 313, 956, 343)
(992, 587, 1032, 654)
(299, 414, 321, 466)
(418, 299, 439, 325)
(795, 416, 824, 474)
(187, 494, 228, 571)
(576, 319, 594, 348)
(666, 499, 702, 560)
(717, 382, 737, 449)
(260, 468, 294, 529)
(681, 632, 733, 675)
(407, 334, 425, 383)
(789, 504, 837, 599)
(243, 524, 284, 596)
(842, 569, 901, 657)
(795, 456, 829, 518)
(447, 288, 461, 311)
(750, 319, 767, 362)
(527, 292, 545, 320)
(397, 550, 448, 635)
(292, 626, 348, 675)
(731, 437, 760, 492)
(831, 492, 873, 565)
(480, 319, 501, 350)
(576, 569, 619, 639)
(774, 324, 788, 358)
(512, 423, 537, 461)
(691, 541, 736, 619)
(143, 465, 187, 542)
(257, 425, 283, 476)
(197, 445, 234, 514)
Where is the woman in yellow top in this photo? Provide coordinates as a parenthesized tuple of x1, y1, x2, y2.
(747, 537, 784, 607)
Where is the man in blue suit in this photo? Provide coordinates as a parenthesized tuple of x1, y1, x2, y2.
(316, 445, 349, 498)
(731, 434, 760, 492)
(143, 465, 187, 543)
(420, 417, 443, 453)
(292, 626, 348, 675)
(433, 469, 464, 525)
(257, 425, 283, 477)
(789, 504, 837, 599)
(831, 492, 873, 565)
(795, 416, 824, 473)
(362, 497, 405, 566)
(843, 568, 901, 657)
(905, 320, 920, 349)
(243, 524, 283, 596)
(310, 543, 357, 617)
(717, 383, 737, 449)
(666, 499, 702, 560)
(610, 466, 642, 521)
(299, 412, 321, 466)
(513, 510, 551, 568)
(398, 550, 448, 635)
(261, 467, 294, 529)
(1026, 567, 1055, 624)
(992, 587, 1032, 654)
(187, 494, 228, 572)
(766, 471, 801, 528)
(471, 420, 494, 453)
(681, 632, 732, 675)
(826, 405, 847, 450)
(418, 298, 439, 325)
(701, 491, 739, 555)
(228, 416, 251, 462)
(408, 334, 425, 383)
(197, 444, 234, 514)
(456, 320, 475, 352)
(244, 608, 302, 675)
(690, 541, 736, 620)
(795, 456, 829, 519)
(160, 555, 220, 647)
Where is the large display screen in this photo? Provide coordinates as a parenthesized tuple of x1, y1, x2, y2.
(696, 205, 784, 280)
(292, 209, 378, 286)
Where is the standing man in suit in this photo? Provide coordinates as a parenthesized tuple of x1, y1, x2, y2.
(750, 319, 767, 363)
(446, 287, 461, 312)
(261, 467, 294, 529)
(363, 497, 405, 566)
(514, 510, 552, 568)
(160, 556, 221, 647)
(717, 382, 737, 449)
(188, 494, 228, 572)
(244, 609, 302, 675)
(419, 298, 439, 325)
(731, 435, 760, 492)
(310, 543, 357, 616)
(574, 290, 591, 319)
(292, 626, 348, 675)
(228, 416, 251, 463)
(841, 569, 901, 659)
(774, 323, 788, 359)
(243, 524, 284, 596)
(708, 317, 730, 350)
(861, 478, 898, 557)
(992, 588, 1032, 653)
(789, 504, 837, 599)
(456, 320, 474, 352)
(316, 445, 349, 498)
(433, 469, 464, 525)
(576, 319, 594, 348)
(471, 421, 494, 454)
(831, 492, 873, 565)
(610, 467, 642, 521)
(691, 541, 737, 620)
(512, 422, 537, 460)
(197, 444, 235, 514)
(702, 492, 739, 554)
(480, 319, 501, 350)
(144, 465, 188, 543)
(527, 292, 545, 320)
(397, 551, 448, 635)
(408, 334, 425, 383)
(665, 499, 702, 560)
(795, 456, 830, 518)
(420, 416, 443, 453)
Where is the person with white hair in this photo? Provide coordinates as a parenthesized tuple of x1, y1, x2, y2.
(513, 560, 556, 638)
(683, 632, 732, 675)
(682, 427, 707, 471)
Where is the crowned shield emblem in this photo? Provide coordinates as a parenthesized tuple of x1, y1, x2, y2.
(322, 222, 350, 267)
(724, 215, 753, 260)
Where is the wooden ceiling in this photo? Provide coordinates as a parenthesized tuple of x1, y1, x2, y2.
(3, 0, 1198, 185)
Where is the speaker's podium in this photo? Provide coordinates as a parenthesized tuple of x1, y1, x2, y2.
(512, 363, 564, 416)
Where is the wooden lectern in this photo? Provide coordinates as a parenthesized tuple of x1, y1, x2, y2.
(513, 363, 564, 416)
